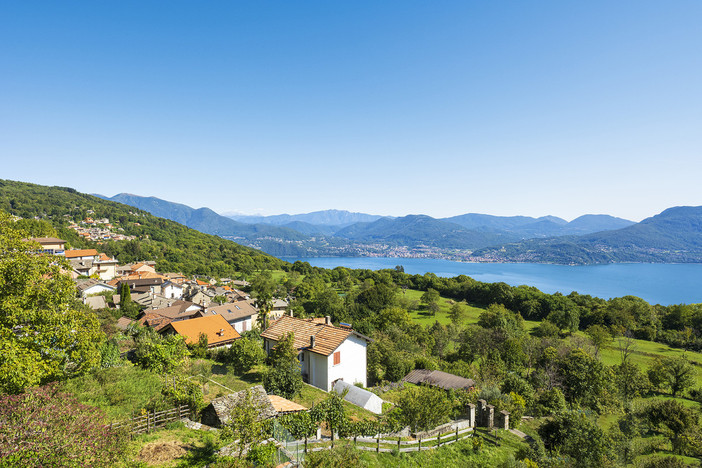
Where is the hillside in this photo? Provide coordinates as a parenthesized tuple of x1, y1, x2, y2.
(471, 206, 702, 264)
(333, 215, 519, 250)
(444, 213, 634, 238)
(227, 209, 386, 227)
(0, 180, 287, 276)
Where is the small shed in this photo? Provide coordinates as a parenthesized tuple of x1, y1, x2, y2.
(201, 385, 277, 428)
(402, 369, 475, 391)
(333, 380, 384, 415)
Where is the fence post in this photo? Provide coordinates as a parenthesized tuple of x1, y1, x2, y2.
(376, 436, 380, 453)
(455, 427, 459, 442)
(418, 438, 421, 452)
(437, 433, 441, 447)
(398, 437, 401, 452)
(304, 436, 308, 454)
(354, 436, 357, 446)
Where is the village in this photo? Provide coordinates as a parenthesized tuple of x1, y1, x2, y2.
(29, 235, 515, 465)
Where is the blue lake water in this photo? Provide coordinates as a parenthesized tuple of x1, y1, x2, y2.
(281, 257, 702, 306)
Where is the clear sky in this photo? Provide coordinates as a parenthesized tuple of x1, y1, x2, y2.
(2, 1, 701, 222)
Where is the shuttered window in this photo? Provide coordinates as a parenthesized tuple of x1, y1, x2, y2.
(333, 351, 340, 365)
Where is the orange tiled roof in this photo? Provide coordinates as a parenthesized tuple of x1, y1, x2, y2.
(64, 249, 98, 258)
(261, 315, 354, 356)
(165, 314, 241, 346)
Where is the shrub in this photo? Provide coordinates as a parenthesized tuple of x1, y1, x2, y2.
(0, 383, 126, 467)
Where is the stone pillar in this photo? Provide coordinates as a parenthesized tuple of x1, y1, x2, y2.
(486, 404, 495, 429)
(478, 399, 487, 427)
(500, 410, 510, 430)
(316, 427, 322, 440)
(467, 403, 476, 428)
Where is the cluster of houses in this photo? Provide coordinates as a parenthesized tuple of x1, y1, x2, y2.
(67, 217, 137, 243)
(32, 236, 375, 401)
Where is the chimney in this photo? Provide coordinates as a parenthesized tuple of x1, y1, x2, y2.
(325, 316, 331, 325)
(310, 336, 315, 348)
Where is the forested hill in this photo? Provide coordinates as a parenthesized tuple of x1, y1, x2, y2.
(333, 215, 519, 250)
(471, 206, 702, 264)
(0, 180, 287, 276)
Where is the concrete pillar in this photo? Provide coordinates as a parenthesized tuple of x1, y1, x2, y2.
(316, 427, 322, 440)
(500, 410, 510, 430)
(467, 403, 476, 428)
(486, 405, 495, 429)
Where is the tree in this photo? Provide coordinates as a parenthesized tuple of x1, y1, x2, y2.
(228, 337, 266, 374)
(539, 411, 615, 468)
(614, 361, 650, 401)
(649, 356, 696, 396)
(263, 332, 303, 398)
(585, 324, 611, 356)
(221, 389, 268, 458)
(0, 383, 126, 466)
(448, 301, 467, 325)
(310, 390, 348, 439)
(395, 385, 453, 432)
(252, 270, 276, 329)
(0, 212, 103, 393)
(118, 282, 140, 318)
(420, 288, 440, 314)
(559, 348, 615, 412)
(132, 327, 189, 373)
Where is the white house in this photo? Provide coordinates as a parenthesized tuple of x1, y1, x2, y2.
(261, 315, 371, 392)
(162, 280, 184, 300)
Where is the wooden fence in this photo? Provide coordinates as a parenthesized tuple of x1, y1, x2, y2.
(110, 405, 191, 435)
(281, 426, 475, 456)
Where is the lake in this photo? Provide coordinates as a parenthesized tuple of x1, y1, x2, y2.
(281, 257, 702, 306)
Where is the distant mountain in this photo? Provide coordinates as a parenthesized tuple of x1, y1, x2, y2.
(281, 221, 341, 237)
(471, 206, 702, 264)
(443, 213, 633, 238)
(101, 194, 307, 241)
(334, 215, 519, 250)
(227, 209, 386, 227)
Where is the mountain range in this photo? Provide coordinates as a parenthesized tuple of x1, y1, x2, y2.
(93, 192, 702, 265)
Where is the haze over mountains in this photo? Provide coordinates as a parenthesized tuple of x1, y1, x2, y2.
(94, 192, 702, 265)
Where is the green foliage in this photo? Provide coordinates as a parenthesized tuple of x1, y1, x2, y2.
(636, 399, 702, 456)
(263, 332, 303, 398)
(303, 442, 360, 468)
(534, 388, 567, 416)
(190, 332, 210, 359)
(478, 304, 525, 339)
(613, 361, 651, 401)
(0, 211, 103, 393)
(227, 337, 266, 374)
(394, 385, 453, 432)
(132, 327, 190, 373)
(539, 411, 616, 468)
(0, 383, 127, 467)
(648, 356, 696, 396)
(277, 411, 317, 439)
(559, 347, 616, 412)
(221, 388, 268, 458)
(159, 374, 205, 412)
(0, 179, 286, 278)
(309, 390, 348, 435)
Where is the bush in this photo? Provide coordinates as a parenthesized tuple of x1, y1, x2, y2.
(228, 337, 266, 374)
(0, 383, 127, 467)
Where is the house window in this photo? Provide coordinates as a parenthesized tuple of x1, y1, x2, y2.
(333, 351, 340, 366)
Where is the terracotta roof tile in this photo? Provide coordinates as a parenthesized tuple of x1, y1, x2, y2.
(260, 316, 354, 356)
(163, 314, 241, 346)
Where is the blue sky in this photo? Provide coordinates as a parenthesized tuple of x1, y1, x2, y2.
(1, 1, 701, 221)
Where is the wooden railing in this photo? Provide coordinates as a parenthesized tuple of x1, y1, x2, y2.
(110, 405, 191, 435)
